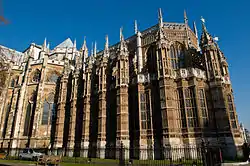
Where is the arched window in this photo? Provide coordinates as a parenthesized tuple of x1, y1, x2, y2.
(146, 46, 157, 74)
(10, 79, 15, 87)
(2, 103, 10, 137)
(42, 101, 49, 125)
(170, 44, 185, 69)
(42, 93, 56, 125)
(23, 102, 32, 136)
(177, 45, 185, 68)
(32, 69, 41, 83)
(170, 46, 177, 69)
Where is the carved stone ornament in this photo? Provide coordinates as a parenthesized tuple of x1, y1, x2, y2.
(29, 91, 37, 103)
(112, 67, 117, 78)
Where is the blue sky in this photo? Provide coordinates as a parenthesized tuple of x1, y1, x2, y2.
(0, 0, 249, 129)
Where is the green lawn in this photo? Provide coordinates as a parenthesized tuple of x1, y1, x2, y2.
(0, 157, 203, 166)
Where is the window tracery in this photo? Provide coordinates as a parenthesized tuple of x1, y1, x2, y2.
(184, 88, 197, 128)
(42, 93, 56, 125)
(178, 88, 186, 128)
(199, 89, 208, 127)
(170, 44, 185, 69)
(32, 69, 41, 83)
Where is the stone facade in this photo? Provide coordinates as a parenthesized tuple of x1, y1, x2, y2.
(0, 10, 244, 159)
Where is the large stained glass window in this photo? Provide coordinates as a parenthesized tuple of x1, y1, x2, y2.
(170, 44, 185, 69)
(42, 93, 56, 125)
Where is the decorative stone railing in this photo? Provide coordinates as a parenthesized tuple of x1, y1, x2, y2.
(175, 68, 206, 80)
(30, 59, 43, 65)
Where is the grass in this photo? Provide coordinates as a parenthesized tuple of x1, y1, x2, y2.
(0, 157, 203, 166)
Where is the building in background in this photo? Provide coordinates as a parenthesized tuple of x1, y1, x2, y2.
(240, 123, 250, 143)
(0, 9, 244, 159)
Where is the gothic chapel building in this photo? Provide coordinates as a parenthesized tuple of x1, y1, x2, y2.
(0, 9, 244, 159)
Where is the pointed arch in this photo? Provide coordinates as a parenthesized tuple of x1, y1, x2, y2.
(10, 79, 15, 87)
(23, 102, 32, 136)
(42, 92, 56, 125)
(177, 44, 185, 68)
(2, 103, 10, 137)
(170, 42, 185, 69)
(32, 69, 41, 83)
(146, 45, 157, 74)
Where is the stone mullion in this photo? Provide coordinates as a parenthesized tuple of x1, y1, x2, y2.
(54, 75, 68, 149)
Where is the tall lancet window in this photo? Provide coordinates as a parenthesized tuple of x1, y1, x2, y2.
(2, 103, 10, 137)
(32, 69, 41, 83)
(184, 88, 198, 128)
(23, 102, 32, 136)
(170, 45, 178, 69)
(199, 89, 208, 127)
(178, 88, 186, 128)
(42, 93, 56, 125)
(228, 94, 237, 129)
(177, 45, 185, 68)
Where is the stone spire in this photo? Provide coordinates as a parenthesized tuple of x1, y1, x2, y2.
(134, 20, 138, 34)
(184, 10, 188, 25)
(91, 42, 94, 56)
(118, 27, 128, 55)
(200, 17, 216, 49)
(81, 36, 87, 51)
(104, 35, 109, 57)
(73, 39, 76, 48)
(120, 27, 124, 42)
(135, 21, 143, 73)
(94, 41, 97, 57)
(47, 42, 50, 50)
(43, 38, 47, 51)
(158, 8, 163, 28)
(193, 21, 201, 51)
(193, 21, 198, 38)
